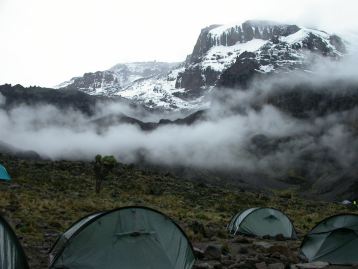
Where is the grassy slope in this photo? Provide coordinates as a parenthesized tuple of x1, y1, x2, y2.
(0, 154, 356, 268)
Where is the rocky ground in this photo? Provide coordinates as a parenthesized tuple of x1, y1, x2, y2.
(192, 235, 357, 269)
(0, 154, 357, 269)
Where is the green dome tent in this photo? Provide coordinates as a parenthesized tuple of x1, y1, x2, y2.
(300, 214, 358, 265)
(0, 164, 11, 181)
(228, 208, 297, 239)
(49, 206, 196, 269)
(0, 215, 29, 269)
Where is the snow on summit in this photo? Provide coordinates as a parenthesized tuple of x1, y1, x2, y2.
(201, 39, 269, 72)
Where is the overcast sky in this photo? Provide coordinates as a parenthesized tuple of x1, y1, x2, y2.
(0, 0, 357, 87)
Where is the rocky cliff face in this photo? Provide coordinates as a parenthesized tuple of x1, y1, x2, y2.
(189, 20, 301, 63)
(178, 20, 345, 91)
(57, 71, 119, 95)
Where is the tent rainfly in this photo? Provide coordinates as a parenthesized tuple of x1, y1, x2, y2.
(49, 206, 196, 269)
(0, 215, 29, 269)
(0, 164, 11, 181)
(228, 207, 297, 239)
(300, 214, 358, 265)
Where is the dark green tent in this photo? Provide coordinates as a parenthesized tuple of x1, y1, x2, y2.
(0, 164, 11, 181)
(300, 214, 358, 265)
(228, 207, 297, 239)
(49, 206, 195, 269)
(0, 215, 29, 269)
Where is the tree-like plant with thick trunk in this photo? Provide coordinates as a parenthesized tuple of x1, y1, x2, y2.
(94, 154, 117, 194)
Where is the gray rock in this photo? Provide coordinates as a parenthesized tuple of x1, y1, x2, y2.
(256, 262, 268, 269)
(268, 263, 285, 269)
(270, 252, 281, 259)
(194, 262, 213, 269)
(194, 247, 205, 259)
(222, 259, 236, 266)
(212, 261, 223, 269)
(295, 261, 329, 269)
(253, 241, 274, 249)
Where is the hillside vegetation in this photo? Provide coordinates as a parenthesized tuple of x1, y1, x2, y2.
(0, 154, 356, 268)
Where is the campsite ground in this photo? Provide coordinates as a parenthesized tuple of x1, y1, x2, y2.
(0, 154, 357, 269)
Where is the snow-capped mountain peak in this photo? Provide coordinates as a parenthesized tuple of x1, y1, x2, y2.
(56, 20, 346, 111)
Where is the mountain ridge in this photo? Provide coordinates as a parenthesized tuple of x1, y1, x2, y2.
(55, 20, 346, 110)
(55, 61, 178, 95)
